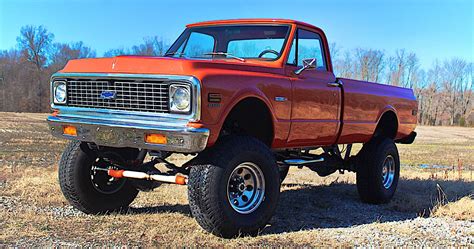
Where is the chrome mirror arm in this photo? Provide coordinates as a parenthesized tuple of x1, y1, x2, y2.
(294, 58, 316, 75)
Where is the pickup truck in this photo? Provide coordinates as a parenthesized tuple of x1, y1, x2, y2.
(47, 19, 417, 238)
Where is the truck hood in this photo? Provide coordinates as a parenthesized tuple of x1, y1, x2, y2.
(59, 56, 283, 77)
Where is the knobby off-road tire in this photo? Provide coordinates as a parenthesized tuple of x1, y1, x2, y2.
(187, 136, 280, 238)
(356, 137, 400, 204)
(58, 141, 139, 214)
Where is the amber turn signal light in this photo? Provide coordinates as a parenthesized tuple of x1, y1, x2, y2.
(63, 125, 77, 136)
(145, 133, 167, 144)
(187, 122, 204, 128)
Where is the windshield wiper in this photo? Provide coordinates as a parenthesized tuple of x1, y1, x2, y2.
(164, 52, 185, 57)
(204, 52, 246, 62)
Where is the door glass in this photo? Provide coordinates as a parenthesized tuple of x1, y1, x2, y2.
(286, 38, 296, 65)
(297, 29, 326, 70)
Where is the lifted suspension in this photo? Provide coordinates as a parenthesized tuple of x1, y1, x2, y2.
(92, 166, 188, 185)
(276, 144, 358, 177)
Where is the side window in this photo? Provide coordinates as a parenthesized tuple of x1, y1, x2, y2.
(181, 32, 215, 57)
(296, 29, 326, 70)
(286, 37, 296, 65)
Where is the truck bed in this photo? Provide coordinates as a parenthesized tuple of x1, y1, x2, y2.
(337, 78, 418, 144)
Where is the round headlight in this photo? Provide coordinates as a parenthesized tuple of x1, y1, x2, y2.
(54, 82, 67, 104)
(171, 86, 190, 111)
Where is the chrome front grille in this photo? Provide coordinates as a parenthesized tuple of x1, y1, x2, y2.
(66, 80, 169, 113)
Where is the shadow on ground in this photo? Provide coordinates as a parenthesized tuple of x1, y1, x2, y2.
(128, 204, 191, 216)
(124, 178, 473, 235)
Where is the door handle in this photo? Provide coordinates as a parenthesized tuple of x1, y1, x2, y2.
(327, 82, 341, 87)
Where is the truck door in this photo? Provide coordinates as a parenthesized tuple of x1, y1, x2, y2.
(286, 28, 341, 146)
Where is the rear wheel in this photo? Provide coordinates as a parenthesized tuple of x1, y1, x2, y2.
(58, 141, 139, 214)
(356, 137, 400, 204)
(187, 136, 280, 238)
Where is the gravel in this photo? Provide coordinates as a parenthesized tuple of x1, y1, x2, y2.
(1, 190, 473, 247)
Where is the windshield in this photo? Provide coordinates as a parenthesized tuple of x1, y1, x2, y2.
(165, 25, 290, 61)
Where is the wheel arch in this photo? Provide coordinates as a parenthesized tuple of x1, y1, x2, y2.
(374, 107, 399, 139)
(217, 94, 276, 147)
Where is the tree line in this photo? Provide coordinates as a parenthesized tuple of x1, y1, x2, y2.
(330, 44, 473, 126)
(0, 25, 472, 126)
(0, 25, 168, 113)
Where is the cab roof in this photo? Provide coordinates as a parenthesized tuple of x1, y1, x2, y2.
(187, 18, 322, 31)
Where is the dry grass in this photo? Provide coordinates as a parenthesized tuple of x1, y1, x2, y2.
(432, 196, 474, 221)
(398, 126, 474, 166)
(0, 112, 473, 246)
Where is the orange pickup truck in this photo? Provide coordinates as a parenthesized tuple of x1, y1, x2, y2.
(48, 19, 417, 238)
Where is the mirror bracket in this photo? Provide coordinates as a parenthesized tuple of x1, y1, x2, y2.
(294, 58, 317, 75)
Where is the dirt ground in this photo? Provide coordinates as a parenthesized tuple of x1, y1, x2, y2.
(0, 112, 473, 246)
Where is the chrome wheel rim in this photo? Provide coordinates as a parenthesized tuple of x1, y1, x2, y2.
(227, 162, 265, 214)
(382, 155, 395, 189)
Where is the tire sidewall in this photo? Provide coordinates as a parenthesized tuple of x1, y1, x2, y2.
(217, 148, 279, 229)
(374, 141, 400, 200)
(197, 136, 280, 235)
(74, 148, 136, 206)
(357, 138, 400, 203)
(60, 142, 138, 213)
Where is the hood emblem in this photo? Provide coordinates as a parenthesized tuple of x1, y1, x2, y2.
(100, 91, 117, 100)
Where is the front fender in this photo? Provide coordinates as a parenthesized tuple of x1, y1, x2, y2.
(196, 70, 292, 147)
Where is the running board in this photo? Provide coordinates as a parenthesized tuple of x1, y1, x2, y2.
(283, 157, 324, 165)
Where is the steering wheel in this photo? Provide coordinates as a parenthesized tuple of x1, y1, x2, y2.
(258, 49, 279, 58)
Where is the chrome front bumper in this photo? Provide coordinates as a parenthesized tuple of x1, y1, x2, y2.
(47, 114, 209, 153)
(48, 73, 208, 153)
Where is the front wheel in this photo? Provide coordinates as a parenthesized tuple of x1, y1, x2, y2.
(356, 137, 400, 204)
(187, 136, 280, 238)
(58, 141, 139, 214)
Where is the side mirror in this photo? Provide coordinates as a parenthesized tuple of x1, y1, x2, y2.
(294, 58, 316, 75)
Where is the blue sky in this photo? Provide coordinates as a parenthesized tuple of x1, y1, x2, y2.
(0, 0, 472, 70)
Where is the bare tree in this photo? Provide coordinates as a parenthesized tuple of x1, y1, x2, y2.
(50, 42, 96, 71)
(386, 49, 407, 86)
(334, 51, 354, 79)
(353, 48, 385, 82)
(104, 48, 130, 57)
(17, 25, 54, 71)
(329, 42, 340, 62)
(459, 62, 473, 125)
(0, 49, 37, 111)
(132, 36, 168, 56)
(16, 25, 54, 112)
(418, 61, 443, 125)
(104, 37, 169, 57)
(404, 53, 419, 88)
(442, 58, 472, 125)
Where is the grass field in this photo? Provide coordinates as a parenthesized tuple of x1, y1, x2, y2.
(0, 112, 473, 246)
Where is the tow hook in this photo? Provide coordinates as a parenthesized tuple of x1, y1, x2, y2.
(92, 166, 188, 185)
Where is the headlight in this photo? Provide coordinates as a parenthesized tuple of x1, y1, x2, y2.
(53, 81, 67, 104)
(169, 84, 191, 113)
